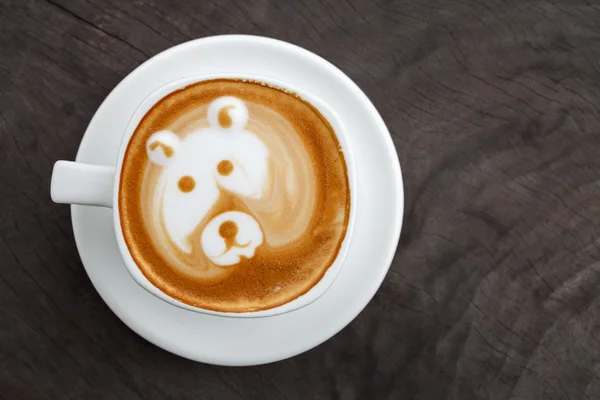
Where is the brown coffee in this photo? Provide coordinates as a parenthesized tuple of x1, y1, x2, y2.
(119, 79, 350, 312)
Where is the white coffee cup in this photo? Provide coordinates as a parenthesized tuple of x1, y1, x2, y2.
(51, 73, 357, 318)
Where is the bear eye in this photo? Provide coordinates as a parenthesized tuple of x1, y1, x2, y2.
(217, 160, 233, 176)
(178, 176, 195, 192)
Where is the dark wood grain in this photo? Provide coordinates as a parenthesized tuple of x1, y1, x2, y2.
(2, 0, 600, 398)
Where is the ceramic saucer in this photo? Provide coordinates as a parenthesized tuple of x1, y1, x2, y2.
(72, 35, 404, 366)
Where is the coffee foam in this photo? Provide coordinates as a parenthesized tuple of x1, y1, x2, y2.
(145, 99, 269, 254)
(201, 211, 263, 266)
(119, 79, 350, 312)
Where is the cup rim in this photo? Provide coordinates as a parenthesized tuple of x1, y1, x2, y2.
(111, 72, 358, 318)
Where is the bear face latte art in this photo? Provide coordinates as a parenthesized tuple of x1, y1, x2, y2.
(119, 79, 350, 312)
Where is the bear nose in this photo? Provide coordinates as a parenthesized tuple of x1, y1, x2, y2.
(177, 176, 195, 192)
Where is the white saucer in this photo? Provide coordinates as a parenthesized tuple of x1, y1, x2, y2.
(72, 35, 404, 366)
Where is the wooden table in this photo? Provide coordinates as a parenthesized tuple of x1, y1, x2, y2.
(3, 0, 600, 398)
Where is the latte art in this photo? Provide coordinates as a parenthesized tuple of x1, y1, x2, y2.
(145, 97, 269, 256)
(119, 79, 350, 312)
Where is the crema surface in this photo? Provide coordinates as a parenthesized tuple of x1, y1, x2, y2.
(119, 79, 350, 312)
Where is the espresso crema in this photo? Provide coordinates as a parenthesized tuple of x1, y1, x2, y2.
(119, 79, 350, 312)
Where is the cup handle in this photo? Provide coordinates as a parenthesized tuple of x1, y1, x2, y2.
(50, 161, 115, 208)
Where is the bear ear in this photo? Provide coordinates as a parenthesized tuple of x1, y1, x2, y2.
(146, 130, 181, 166)
(207, 96, 248, 130)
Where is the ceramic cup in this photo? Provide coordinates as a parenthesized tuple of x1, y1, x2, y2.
(51, 73, 357, 318)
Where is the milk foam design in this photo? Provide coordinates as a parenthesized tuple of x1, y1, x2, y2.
(201, 211, 264, 266)
(146, 97, 268, 266)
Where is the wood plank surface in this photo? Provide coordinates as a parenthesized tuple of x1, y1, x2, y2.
(2, 0, 600, 398)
